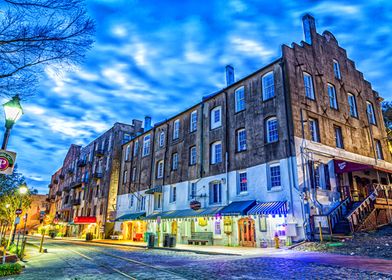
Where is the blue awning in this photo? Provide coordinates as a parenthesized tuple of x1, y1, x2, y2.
(115, 212, 145, 222)
(219, 200, 256, 216)
(247, 201, 288, 215)
(145, 207, 223, 220)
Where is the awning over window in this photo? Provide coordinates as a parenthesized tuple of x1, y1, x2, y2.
(115, 212, 145, 222)
(247, 201, 288, 215)
(145, 207, 222, 220)
(219, 200, 256, 216)
(145, 185, 162, 194)
(334, 159, 373, 174)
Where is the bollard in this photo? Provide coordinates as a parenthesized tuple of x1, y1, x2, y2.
(318, 221, 323, 242)
(16, 231, 21, 257)
(2, 245, 5, 264)
(274, 233, 280, 249)
(39, 233, 45, 253)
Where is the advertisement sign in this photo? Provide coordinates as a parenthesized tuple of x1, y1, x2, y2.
(0, 150, 16, 175)
(190, 200, 201, 211)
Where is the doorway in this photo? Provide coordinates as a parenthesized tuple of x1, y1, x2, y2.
(238, 218, 255, 247)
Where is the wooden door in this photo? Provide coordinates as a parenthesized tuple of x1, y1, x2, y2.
(171, 221, 178, 235)
(238, 218, 255, 247)
(127, 222, 133, 240)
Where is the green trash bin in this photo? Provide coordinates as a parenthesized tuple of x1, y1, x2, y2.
(147, 233, 155, 248)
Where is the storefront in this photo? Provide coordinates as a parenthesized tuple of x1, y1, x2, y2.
(115, 212, 146, 241)
(73, 216, 97, 239)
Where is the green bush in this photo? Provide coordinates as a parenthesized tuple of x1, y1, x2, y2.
(0, 263, 22, 276)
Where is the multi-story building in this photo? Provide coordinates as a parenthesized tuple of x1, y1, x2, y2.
(48, 121, 144, 238)
(115, 14, 392, 246)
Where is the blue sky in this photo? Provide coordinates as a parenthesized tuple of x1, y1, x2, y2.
(5, 0, 392, 193)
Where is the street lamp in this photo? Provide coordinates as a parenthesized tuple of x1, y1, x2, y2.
(10, 184, 28, 244)
(2, 95, 23, 150)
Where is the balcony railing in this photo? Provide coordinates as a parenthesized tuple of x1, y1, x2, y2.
(77, 159, 87, 167)
(95, 149, 104, 157)
(63, 186, 71, 193)
(67, 168, 74, 174)
(59, 174, 65, 180)
(72, 198, 81, 206)
(56, 191, 62, 196)
(93, 172, 103, 179)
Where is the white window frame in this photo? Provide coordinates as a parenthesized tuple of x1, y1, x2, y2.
(334, 126, 344, 149)
(375, 139, 384, 160)
(189, 182, 197, 200)
(189, 146, 197, 165)
(210, 106, 222, 130)
(142, 135, 150, 156)
(328, 83, 338, 109)
(309, 118, 320, 142)
(209, 181, 222, 204)
(159, 131, 165, 147)
(125, 145, 130, 161)
(172, 153, 178, 170)
(268, 163, 281, 191)
(170, 185, 176, 203)
(123, 170, 128, 184)
(238, 171, 248, 194)
(333, 59, 341, 79)
(303, 72, 315, 100)
(266, 117, 279, 143)
(235, 86, 245, 112)
(190, 110, 197, 132)
(157, 160, 164, 179)
(366, 101, 376, 125)
(140, 196, 146, 211)
(211, 141, 222, 164)
(133, 140, 139, 156)
(348, 93, 358, 118)
(262, 71, 275, 100)
(237, 128, 247, 151)
(132, 167, 136, 181)
(173, 119, 180, 140)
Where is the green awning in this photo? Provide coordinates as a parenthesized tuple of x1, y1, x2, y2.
(145, 207, 223, 220)
(145, 185, 162, 194)
(115, 212, 145, 222)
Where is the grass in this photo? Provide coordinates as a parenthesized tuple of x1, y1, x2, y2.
(0, 263, 23, 276)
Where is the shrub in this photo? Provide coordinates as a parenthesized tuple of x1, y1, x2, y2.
(0, 263, 22, 276)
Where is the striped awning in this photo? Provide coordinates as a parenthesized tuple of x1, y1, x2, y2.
(247, 201, 288, 215)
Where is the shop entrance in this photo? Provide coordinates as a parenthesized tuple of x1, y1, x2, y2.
(238, 218, 255, 247)
(171, 221, 178, 236)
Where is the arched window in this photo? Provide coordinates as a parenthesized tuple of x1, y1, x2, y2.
(266, 117, 278, 143)
(159, 131, 165, 147)
(235, 86, 245, 112)
(303, 72, 315, 99)
(262, 72, 274, 100)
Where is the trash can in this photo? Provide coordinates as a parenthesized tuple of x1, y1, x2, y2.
(163, 233, 170, 247)
(86, 232, 93, 241)
(147, 233, 155, 248)
(169, 235, 176, 248)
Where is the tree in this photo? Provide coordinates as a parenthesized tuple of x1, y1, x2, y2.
(0, 0, 95, 97)
(382, 101, 392, 131)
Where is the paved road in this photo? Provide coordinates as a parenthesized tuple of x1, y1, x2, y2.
(10, 237, 392, 280)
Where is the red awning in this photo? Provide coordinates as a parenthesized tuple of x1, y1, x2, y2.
(333, 159, 373, 174)
(74, 216, 96, 224)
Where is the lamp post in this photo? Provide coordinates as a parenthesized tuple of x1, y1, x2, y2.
(2, 95, 23, 150)
(10, 185, 28, 244)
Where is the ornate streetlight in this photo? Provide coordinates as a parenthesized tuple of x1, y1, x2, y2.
(2, 95, 23, 150)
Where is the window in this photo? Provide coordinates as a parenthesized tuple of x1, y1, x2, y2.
(130, 195, 134, 207)
(190, 110, 198, 132)
(209, 182, 222, 204)
(303, 72, 315, 100)
(106, 156, 110, 171)
(366, 101, 376, 125)
(333, 59, 341, 79)
(375, 139, 384, 160)
(123, 170, 128, 184)
(268, 164, 281, 190)
(156, 160, 164, 179)
(133, 141, 139, 156)
(173, 119, 180, 140)
(142, 135, 150, 156)
(210, 106, 222, 129)
(155, 193, 162, 209)
(348, 93, 358, 118)
(132, 167, 136, 181)
(189, 182, 197, 200)
(309, 118, 320, 142)
(235, 86, 245, 112)
(140, 196, 146, 211)
(236, 129, 247, 151)
(170, 185, 176, 203)
(125, 145, 130, 161)
(266, 117, 278, 143)
(211, 141, 222, 164)
(172, 153, 178, 170)
(238, 171, 247, 193)
(334, 126, 344, 149)
(262, 72, 274, 100)
(189, 146, 197, 165)
(328, 84, 338, 109)
(159, 131, 165, 147)
(123, 133, 131, 144)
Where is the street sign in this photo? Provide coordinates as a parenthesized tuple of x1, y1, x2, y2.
(0, 149, 16, 175)
(15, 209, 22, 215)
(14, 216, 20, 225)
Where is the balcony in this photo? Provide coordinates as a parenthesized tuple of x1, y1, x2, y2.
(53, 179, 59, 184)
(95, 149, 104, 157)
(93, 172, 103, 179)
(71, 180, 83, 189)
(71, 198, 81, 206)
(63, 186, 71, 193)
(67, 168, 74, 174)
(77, 159, 87, 167)
(59, 174, 65, 180)
(56, 191, 62, 196)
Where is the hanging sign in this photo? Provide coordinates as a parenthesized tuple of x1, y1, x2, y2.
(0, 150, 16, 175)
(15, 209, 22, 215)
(190, 200, 201, 211)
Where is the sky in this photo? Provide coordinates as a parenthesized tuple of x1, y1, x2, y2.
(4, 0, 392, 193)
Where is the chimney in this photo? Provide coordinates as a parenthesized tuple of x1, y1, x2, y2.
(225, 65, 235, 86)
(302, 13, 316, 45)
(144, 116, 152, 131)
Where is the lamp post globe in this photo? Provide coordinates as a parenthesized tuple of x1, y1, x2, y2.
(2, 95, 23, 150)
(19, 184, 28, 195)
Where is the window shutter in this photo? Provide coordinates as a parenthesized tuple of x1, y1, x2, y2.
(209, 183, 212, 204)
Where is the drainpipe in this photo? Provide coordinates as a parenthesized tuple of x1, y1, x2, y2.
(200, 102, 205, 179)
(224, 91, 230, 205)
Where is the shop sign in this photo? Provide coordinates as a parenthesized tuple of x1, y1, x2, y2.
(74, 216, 97, 224)
(190, 200, 201, 211)
(0, 150, 16, 175)
(157, 216, 161, 224)
(99, 226, 105, 233)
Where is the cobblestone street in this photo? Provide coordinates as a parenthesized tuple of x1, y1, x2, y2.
(9, 237, 392, 280)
